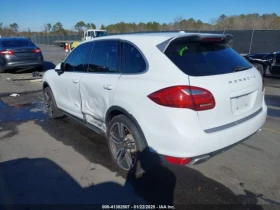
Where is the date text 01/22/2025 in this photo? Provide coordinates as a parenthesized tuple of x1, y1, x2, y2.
(102, 205, 175, 209)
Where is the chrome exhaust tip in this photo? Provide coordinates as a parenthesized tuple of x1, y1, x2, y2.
(188, 155, 211, 166)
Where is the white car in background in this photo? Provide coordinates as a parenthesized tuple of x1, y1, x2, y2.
(43, 32, 267, 176)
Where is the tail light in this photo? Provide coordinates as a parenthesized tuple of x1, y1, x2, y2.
(262, 78, 265, 92)
(0, 50, 14, 55)
(164, 155, 192, 165)
(148, 86, 216, 111)
(33, 48, 41, 53)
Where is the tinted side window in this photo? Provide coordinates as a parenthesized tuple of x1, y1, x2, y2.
(87, 40, 120, 73)
(64, 42, 92, 72)
(122, 42, 146, 74)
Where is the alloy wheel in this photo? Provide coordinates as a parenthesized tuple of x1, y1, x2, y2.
(109, 122, 137, 170)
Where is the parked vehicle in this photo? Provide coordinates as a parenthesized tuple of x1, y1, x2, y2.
(0, 37, 44, 73)
(69, 29, 108, 49)
(54, 29, 108, 51)
(43, 33, 267, 176)
(244, 51, 280, 76)
(84, 29, 108, 40)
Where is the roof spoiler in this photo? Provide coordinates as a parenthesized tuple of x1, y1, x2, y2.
(157, 34, 233, 52)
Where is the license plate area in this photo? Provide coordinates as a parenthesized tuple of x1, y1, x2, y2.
(231, 93, 252, 115)
(16, 53, 34, 57)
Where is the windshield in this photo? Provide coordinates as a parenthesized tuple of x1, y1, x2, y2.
(87, 31, 95, 37)
(165, 41, 252, 76)
(95, 31, 108, 37)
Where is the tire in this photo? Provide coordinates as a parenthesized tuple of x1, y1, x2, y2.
(253, 63, 264, 77)
(43, 87, 64, 119)
(107, 114, 153, 178)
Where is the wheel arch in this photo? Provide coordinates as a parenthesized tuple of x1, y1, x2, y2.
(43, 81, 49, 89)
(42, 81, 60, 108)
(105, 106, 148, 145)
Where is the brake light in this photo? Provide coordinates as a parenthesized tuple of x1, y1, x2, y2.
(202, 37, 223, 42)
(164, 156, 192, 165)
(148, 86, 216, 111)
(33, 48, 41, 53)
(0, 50, 14, 55)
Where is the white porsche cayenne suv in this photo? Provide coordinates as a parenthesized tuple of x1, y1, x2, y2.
(43, 32, 267, 175)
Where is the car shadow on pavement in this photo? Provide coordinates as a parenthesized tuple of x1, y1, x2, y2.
(0, 158, 145, 206)
(265, 94, 280, 118)
(44, 61, 56, 71)
(0, 100, 265, 208)
(265, 95, 280, 108)
(27, 117, 264, 208)
(0, 153, 264, 210)
(0, 155, 264, 209)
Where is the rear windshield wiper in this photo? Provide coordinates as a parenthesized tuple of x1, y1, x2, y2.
(233, 66, 251, 72)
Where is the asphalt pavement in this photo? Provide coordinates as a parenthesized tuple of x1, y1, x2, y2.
(0, 45, 279, 209)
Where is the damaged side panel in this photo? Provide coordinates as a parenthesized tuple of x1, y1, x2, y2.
(79, 73, 121, 133)
(82, 100, 106, 132)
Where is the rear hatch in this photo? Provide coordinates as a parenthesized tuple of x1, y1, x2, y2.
(164, 35, 264, 132)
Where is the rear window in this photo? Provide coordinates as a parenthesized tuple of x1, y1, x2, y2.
(165, 42, 252, 76)
(1, 39, 35, 48)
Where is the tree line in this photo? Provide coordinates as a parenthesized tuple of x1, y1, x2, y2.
(1, 13, 280, 37)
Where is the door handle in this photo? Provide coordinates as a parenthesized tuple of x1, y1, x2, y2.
(103, 84, 113, 90)
(72, 79, 79, 84)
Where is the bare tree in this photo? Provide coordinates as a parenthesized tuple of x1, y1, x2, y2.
(46, 23, 52, 33)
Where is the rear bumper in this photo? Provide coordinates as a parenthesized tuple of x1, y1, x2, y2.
(152, 127, 263, 166)
(2, 60, 44, 70)
(187, 127, 262, 165)
(135, 98, 267, 159)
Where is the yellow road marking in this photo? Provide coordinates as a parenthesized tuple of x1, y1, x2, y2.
(263, 128, 280, 135)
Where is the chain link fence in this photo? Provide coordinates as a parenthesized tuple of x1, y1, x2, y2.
(30, 34, 83, 46)
(29, 30, 280, 54)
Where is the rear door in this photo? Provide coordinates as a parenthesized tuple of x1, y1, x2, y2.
(165, 40, 264, 131)
(80, 40, 121, 130)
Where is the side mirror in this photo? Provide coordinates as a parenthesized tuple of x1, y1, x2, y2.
(55, 62, 64, 75)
